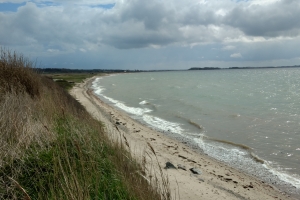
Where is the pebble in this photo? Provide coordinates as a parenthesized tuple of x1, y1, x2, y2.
(190, 168, 202, 175)
(164, 162, 177, 169)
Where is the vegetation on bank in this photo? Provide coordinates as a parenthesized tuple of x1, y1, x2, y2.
(0, 48, 170, 199)
(44, 73, 100, 90)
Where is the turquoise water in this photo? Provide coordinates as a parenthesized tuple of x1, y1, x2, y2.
(92, 69, 300, 194)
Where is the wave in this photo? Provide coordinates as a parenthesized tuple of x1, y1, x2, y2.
(92, 77, 102, 88)
(139, 100, 149, 105)
(142, 114, 183, 135)
(250, 152, 265, 164)
(92, 80, 182, 135)
(266, 164, 300, 189)
(92, 78, 105, 95)
(139, 100, 158, 111)
(193, 137, 249, 163)
(175, 114, 204, 130)
(209, 138, 252, 151)
(92, 78, 152, 116)
(206, 137, 265, 164)
(194, 137, 300, 190)
(102, 96, 152, 116)
(103, 98, 183, 135)
(188, 120, 203, 130)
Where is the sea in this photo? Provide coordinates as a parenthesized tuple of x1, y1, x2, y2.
(92, 68, 300, 196)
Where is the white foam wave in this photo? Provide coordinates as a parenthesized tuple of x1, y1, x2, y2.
(101, 95, 184, 135)
(142, 115, 183, 135)
(194, 138, 248, 163)
(102, 96, 152, 116)
(92, 77, 102, 85)
(92, 78, 105, 95)
(94, 87, 105, 95)
(139, 100, 149, 105)
(92, 83, 184, 135)
(194, 137, 300, 189)
(264, 164, 300, 189)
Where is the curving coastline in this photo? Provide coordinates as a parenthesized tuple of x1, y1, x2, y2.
(70, 76, 298, 200)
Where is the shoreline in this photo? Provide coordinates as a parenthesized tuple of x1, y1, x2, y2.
(70, 76, 297, 200)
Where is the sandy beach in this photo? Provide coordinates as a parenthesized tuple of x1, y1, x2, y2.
(70, 76, 296, 200)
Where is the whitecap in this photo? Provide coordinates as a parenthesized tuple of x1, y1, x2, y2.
(102, 96, 152, 116)
(142, 115, 183, 135)
(264, 164, 300, 189)
(139, 100, 149, 105)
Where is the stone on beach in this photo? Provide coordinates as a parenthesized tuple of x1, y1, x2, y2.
(164, 162, 177, 169)
(190, 168, 202, 175)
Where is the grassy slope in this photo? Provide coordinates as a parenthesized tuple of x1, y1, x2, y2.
(44, 73, 100, 90)
(0, 49, 169, 200)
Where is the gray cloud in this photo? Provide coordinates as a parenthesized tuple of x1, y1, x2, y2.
(224, 0, 300, 37)
(178, 5, 219, 26)
(0, 0, 300, 69)
(2, 0, 300, 49)
(103, 31, 176, 49)
(118, 0, 168, 30)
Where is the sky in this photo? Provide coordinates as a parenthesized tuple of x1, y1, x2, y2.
(0, 0, 300, 70)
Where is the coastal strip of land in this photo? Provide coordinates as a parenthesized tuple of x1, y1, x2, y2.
(70, 76, 296, 200)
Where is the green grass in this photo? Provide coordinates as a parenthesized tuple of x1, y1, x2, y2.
(54, 79, 74, 90)
(51, 73, 96, 83)
(0, 48, 170, 200)
(1, 116, 137, 199)
(45, 73, 103, 90)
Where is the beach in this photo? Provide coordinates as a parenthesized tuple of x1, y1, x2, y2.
(70, 76, 296, 200)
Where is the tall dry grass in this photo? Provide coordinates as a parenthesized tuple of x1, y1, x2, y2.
(0, 48, 171, 200)
(0, 48, 40, 98)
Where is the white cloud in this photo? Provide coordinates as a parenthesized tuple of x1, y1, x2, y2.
(222, 45, 236, 50)
(230, 53, 242, 58)
(47, 49, 60, 53)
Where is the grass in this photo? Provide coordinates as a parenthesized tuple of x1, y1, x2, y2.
(44, 73, 102, 90)
(50, 73, 95, 82)
(0, 48, 171, 200)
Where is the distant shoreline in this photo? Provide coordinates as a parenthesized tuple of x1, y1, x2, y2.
(189, 65, 300, 70)
(36, 64, 300, 74)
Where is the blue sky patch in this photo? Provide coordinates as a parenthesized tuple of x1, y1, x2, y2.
(36, 1, 60, 7)
(0, 2, 26, 12)
(91, 3, 115, 9)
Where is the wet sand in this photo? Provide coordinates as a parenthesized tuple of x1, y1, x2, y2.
(70, 77, 296, 200)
